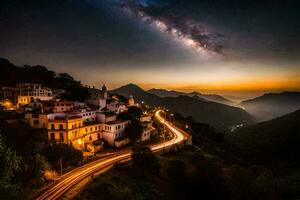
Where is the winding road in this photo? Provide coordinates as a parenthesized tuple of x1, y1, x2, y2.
(36, 110, 189, 200)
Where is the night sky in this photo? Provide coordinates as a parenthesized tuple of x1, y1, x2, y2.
(1, 0, 300, 98)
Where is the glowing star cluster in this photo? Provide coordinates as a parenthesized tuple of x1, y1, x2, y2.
(117, 1, 222, 57)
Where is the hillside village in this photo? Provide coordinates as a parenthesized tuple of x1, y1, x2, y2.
(0, 83, 157, 155)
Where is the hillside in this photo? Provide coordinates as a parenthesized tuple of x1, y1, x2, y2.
(228, 109, 300, 163)
(0, 58, 79, 88)
(112, 84, 253, 130)
(0, 58, 89, 101)
(148, 88, 233, 105)
(240, 91, 300, 121)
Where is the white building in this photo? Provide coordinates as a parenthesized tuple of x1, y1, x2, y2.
(107, 100, 128, 114)
(17, 95, 53, 107)
(96, 112, 117, 123)
(87, 85, 108, 110)
(73, 109, 97, 122)
(140, 114, 152, 122)
(140, 121, 156, 142)
(102, 120, 130, 147)
(16, 83, 52, 97)
(42, 100, 74, 113)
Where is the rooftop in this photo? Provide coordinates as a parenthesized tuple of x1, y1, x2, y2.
(106, 120, 129, 125)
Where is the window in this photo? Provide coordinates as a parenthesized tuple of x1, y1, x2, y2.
(51, 124, 55, 130)
(90, 127, 92, 131)
(59, 124, 63, 130)
(50, 133, 55, 140)
(59, 133, 64, 141)
(33, 120, 39, 125)
(89, 136, 92, 141)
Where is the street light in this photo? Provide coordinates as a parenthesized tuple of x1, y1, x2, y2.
(170, 113, 174, 123)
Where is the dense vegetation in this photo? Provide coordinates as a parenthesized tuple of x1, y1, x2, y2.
(119, 106, 144, 142)
(228, 109, 300, 164)
(80, 110, 300, 200)
(0, 58, 89, 101)
(0, 111, 84, 199)
(78, 146, 278, 200)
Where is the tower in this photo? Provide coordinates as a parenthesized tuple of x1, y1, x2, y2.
(99, 84, 107, 110)
(128, 95, 134, 106)
(101, 84, 108, 99)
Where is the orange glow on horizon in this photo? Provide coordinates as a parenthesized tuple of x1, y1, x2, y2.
(139, 77, 300, 93)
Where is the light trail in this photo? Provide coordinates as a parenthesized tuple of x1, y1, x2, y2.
(36, 109, 188, 200)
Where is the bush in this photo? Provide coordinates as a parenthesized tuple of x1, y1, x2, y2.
(131, 145, 160, 176)
(42, 144, 83, 170)
(167, 160, 187, 183)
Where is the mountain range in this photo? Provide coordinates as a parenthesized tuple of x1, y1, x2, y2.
(240, 91, 300, 121)
(228, 109, 300, 163)
(148, 88, 233, 105)
(111, 84, 253, 130)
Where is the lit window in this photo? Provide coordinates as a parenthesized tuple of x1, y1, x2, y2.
(50, 133, 55, 140)
(59, 133, 64, 141)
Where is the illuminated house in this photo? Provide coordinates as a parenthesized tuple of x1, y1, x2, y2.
(15, 83, 53, 106)
(106, 100, 128, 114)
(140, 121, 156, 142)
(16, 83, 52, 97)
(43, 100, 74, 113)
(128, 95, 135, 106)
(26, 110, 130, 151)
(0, 86, 18, 99)
(73, 109, 97, 122)
(47, 113, 104, 150)
(86, 85, 108, 110)
(101, 120, 130, 147)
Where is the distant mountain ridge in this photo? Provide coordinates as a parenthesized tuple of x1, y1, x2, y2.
(111, 84, 253, 130)
(148, 88, 233, 105)
(240, 91, 300, 121)
(228, 109, 300, 163)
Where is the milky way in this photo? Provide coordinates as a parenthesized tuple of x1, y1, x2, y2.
(116, 0, 224, 57)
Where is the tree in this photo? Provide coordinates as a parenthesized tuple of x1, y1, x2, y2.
(131, 145, 160, 176)
(166, 160, 187, 182)
(0, 134, 22, 198)
(128, 106, 143, 120)
(124, 122, 143, 143)
(42, 144, 83, 170)
(62, 84, 90, 102)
